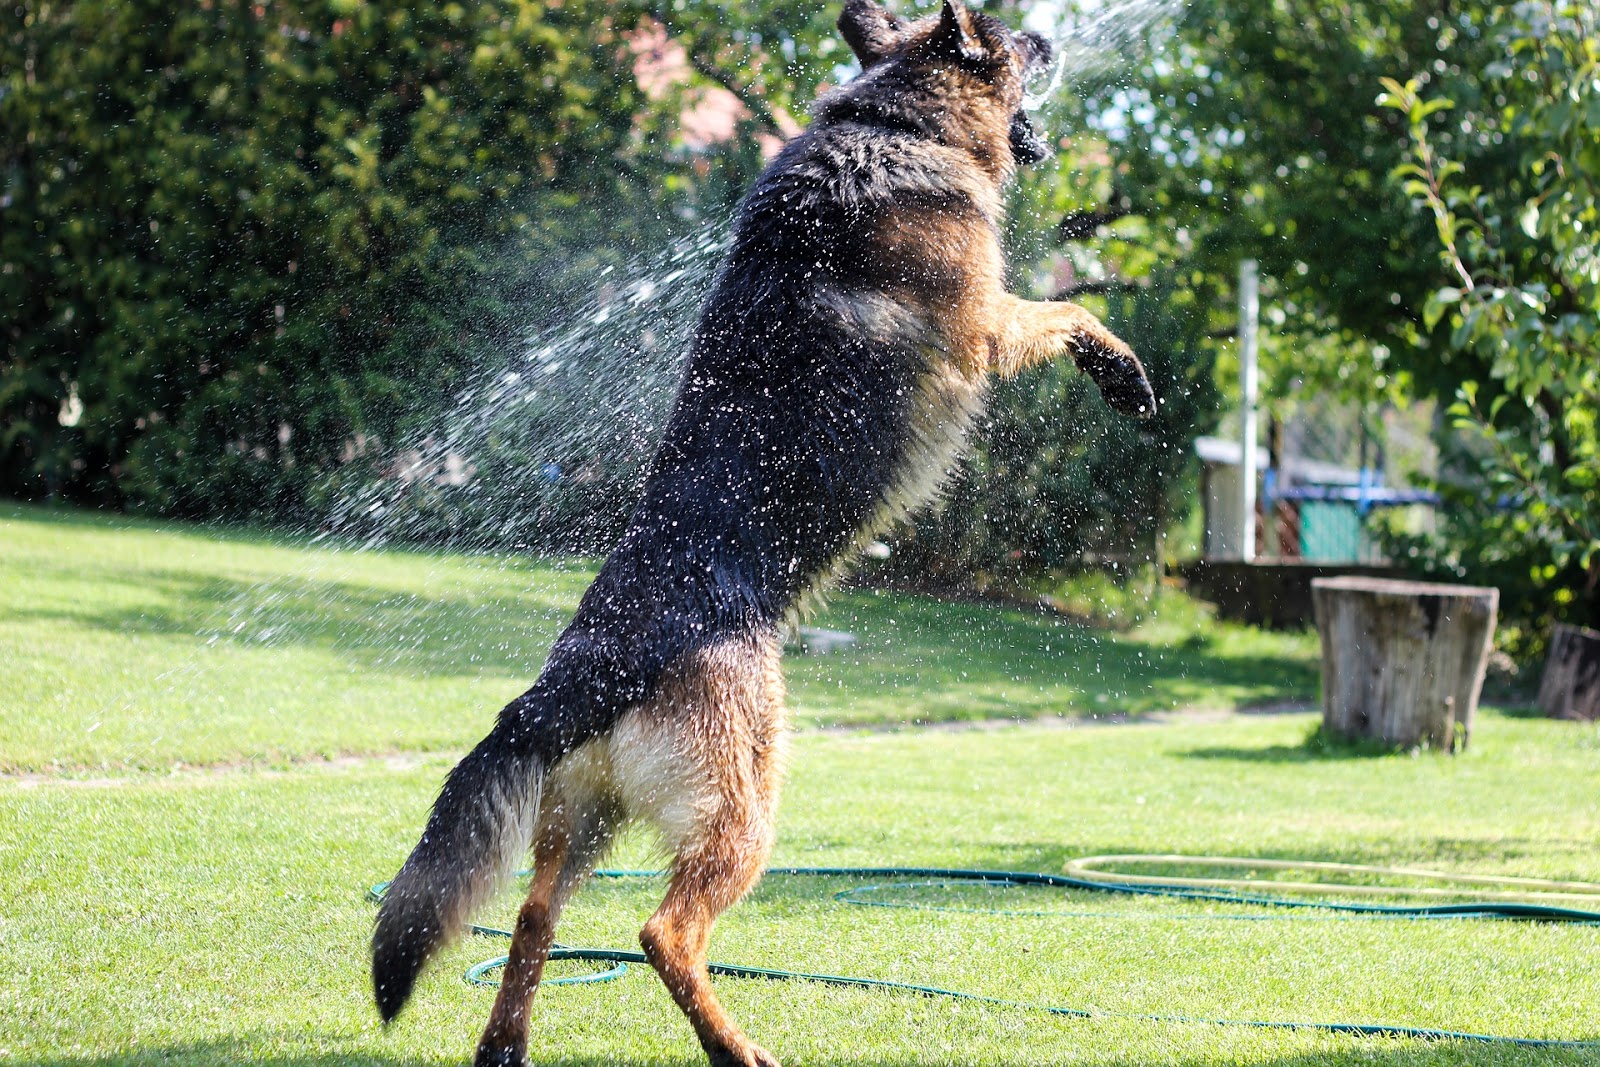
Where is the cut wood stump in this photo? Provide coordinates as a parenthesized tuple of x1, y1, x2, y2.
(1537, 623, 1600, 721)
(1311, 576, 1499, 752)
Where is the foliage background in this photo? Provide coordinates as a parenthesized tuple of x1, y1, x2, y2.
(1103, 0, 1599, 647)
(2, 0, 1218, 579)
(3, 0, 676, 518)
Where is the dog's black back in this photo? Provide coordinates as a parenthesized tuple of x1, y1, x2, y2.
(371, 6, 1093, 1033)
(507, 115, 987, 758)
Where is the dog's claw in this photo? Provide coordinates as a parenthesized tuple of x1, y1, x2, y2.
(707, 1041, 782, 1067)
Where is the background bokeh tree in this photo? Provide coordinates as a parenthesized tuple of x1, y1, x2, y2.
(2, 0, 674, 518)
(1101, 0, 1506, 389)
(1105, 0, 1599, 650)
(1378, 4, 1599, 643)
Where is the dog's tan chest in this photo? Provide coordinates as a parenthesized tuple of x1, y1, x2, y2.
(881, 359, 988, 529)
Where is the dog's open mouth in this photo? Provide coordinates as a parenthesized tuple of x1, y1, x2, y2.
(1009, 111, 1050, 166)
(1011, 29, 1054, 165)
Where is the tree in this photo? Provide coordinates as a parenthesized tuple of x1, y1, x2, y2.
(2, 0, 673, 518)
(1100, 0, 1516, 402)
(1379, 3, 1599, 641)
(1106, 0, 1598, 648)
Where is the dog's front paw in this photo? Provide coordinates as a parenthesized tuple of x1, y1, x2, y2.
(1072, 336, 1156, 419)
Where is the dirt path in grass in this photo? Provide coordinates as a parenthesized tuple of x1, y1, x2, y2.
(0, 704, 1320, 786)
(1, 750, 434, 788)
(812, 701, 1315, 735)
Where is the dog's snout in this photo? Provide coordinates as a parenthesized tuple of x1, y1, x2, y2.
(1020, 31, 1052, 72)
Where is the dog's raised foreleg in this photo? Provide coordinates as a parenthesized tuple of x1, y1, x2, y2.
(895, 209, 1155, 418)
(990, 296, 1155, 417)
(475, 796, 616, 1067)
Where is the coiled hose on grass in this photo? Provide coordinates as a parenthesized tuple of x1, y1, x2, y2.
(367, 855, 1600, 1049)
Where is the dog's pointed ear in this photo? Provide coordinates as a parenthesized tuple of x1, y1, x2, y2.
(930, 0, 985, 64)
(838, 0, 906, 70)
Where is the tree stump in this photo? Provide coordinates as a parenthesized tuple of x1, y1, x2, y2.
(1537, 623, 1600, 721)
(785, 627, 857, 655)
(1311, 576, 1498, 751)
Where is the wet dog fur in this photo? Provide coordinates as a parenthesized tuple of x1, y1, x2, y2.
(371, 3, 1153, 1065)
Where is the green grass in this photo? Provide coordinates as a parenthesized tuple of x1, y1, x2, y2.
(0, 504, 1317, 774)
(5, 503, 1599, 1066)
(5, 716, 1600, 1065)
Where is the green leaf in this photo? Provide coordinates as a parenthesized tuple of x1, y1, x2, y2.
(1423, 287, 1462, 331)
(1520, 201, 1540, 238)
(1416, 96, 1456, 120)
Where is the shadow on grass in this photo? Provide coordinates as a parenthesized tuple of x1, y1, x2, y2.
(1488, 703, 1548, 719)
(2, 499, 304, 546)
(1181, 722, 1428, 763)
(14, 1039, 1597, 1067)
(5, 504, 1321, 720)
(6, 556, 587, 680)
(794, 590, 1320, 722)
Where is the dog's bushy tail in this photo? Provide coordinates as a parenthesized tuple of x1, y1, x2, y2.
(372, 728, 543, 1021)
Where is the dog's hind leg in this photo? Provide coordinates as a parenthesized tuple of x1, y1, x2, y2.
(631, 638, 786, 1067)
(475, 790, 617, 1067)
(641, 814, 780, 1067)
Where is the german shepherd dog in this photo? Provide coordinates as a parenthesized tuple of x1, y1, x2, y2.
(373, 3, 1152, 1064)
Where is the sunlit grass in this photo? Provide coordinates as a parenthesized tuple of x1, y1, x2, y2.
(3, 715, 1599, 1066)
(0, 503, 1317, 773)
(4, 503, 1599, 1065)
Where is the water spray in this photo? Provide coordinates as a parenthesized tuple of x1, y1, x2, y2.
(1022, 0, 1186, 110)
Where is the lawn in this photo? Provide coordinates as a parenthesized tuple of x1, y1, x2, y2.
(3, 504, 1598, 1067)
(0, 504, 1317, 774)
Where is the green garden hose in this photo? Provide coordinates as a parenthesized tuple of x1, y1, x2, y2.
(366, 858, 1600, 1049)
(1065, 852, 1600, 903)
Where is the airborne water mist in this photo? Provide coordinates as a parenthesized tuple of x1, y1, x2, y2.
(315, 226, 729, 553)
(1022, 0, 1186, 110)
(318, 0, 1186, 556)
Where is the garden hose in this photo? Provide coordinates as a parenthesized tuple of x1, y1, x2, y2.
(1065, 852, 1600, 903)
(366, 858, 1600, 1049)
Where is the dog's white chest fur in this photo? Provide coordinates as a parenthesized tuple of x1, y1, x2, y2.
(881, 358, 988, 531)
(783, 342, 987, 625)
